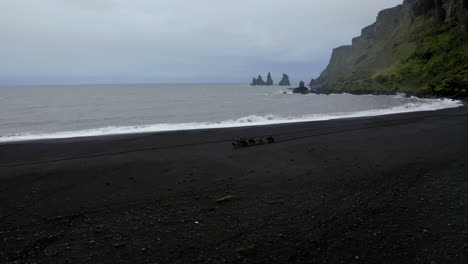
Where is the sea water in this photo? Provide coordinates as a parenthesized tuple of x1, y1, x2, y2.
(0, 83, 462, 143)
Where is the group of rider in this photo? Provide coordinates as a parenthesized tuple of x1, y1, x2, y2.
(232, 136, 275, 148)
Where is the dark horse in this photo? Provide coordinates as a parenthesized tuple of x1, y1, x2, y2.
(232, 137, 273, 148)
(232, 138, 248, 148)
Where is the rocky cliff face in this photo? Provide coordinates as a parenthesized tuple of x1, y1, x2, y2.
(316, 0, 468, 98)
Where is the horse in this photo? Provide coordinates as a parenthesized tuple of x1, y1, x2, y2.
(238, 138, 248, 147)
(267, 136, 275, 143)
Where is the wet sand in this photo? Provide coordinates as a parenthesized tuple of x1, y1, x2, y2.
(1, 105, 467, 263)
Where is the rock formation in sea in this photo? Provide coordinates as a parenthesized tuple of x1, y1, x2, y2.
(314, 0, 467, 98)
(250, 75, 267, 86)
(250, 77, 257, 86)
(266, 72, 274, 86)
(250, 73, 273, 86)
(292, 81, 309, 94)
(279, 74, 291, 86)
(308, 78, 322, 93)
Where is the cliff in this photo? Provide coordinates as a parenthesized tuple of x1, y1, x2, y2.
(316, 0, 468, 98)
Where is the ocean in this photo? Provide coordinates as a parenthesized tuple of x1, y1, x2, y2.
(0, 83, 462, 143)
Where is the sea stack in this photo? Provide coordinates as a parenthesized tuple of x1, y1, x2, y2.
(279, 74, 291, 86)
(250, 77, 257, 86)
(256, 75, 266, 85)
(292, 81, 309, 94)
(250, 74, 267, 86)
(266, 72, 274, 86)
(250, 73, 273, 86)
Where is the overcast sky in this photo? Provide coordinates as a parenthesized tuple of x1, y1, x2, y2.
(1, 0, 402, 85)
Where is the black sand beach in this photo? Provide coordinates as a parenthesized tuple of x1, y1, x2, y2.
(1, 105, 467, 264)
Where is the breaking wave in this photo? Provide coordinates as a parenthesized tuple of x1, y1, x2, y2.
(0, 98, 462, 143)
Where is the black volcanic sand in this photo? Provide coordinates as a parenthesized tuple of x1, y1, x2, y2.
(1, 105, 468, 264)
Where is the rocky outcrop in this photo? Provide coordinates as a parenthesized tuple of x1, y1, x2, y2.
(309, 78, 322, 92)
(292, 81, 309, 94)
(266, 72, 274, 86)
(316, 0, 468, 98)
(250, 75, 266, 86)
(278, 74, 291, 86)
(250, 77, 257, 86)
(250, 73, 274, 86)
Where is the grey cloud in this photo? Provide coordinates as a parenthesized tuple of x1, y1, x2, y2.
(0, 0, 402, 85)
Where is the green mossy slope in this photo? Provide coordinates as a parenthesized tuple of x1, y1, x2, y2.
(317, 0, 468, 98)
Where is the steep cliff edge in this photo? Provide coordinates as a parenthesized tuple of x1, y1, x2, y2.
(317, 0, 468, 98)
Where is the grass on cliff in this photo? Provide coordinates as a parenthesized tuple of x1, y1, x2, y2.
(397, 17, 468, 97)
(324, 15, 468, 98)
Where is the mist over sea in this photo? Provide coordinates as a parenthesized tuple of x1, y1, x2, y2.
(0, 84, 462, 142)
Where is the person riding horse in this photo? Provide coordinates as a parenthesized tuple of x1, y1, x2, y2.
(232, 136, 274, 148)
(232, 138, 247, 148)
(267, 136, 275, 143)
(236, 138, 248, 147)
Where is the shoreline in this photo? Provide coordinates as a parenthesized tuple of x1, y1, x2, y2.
(0, 97, 463, 145)
(1, 105, 467, 263)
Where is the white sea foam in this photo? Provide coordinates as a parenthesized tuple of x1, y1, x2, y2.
(0, 98, 462, 143)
